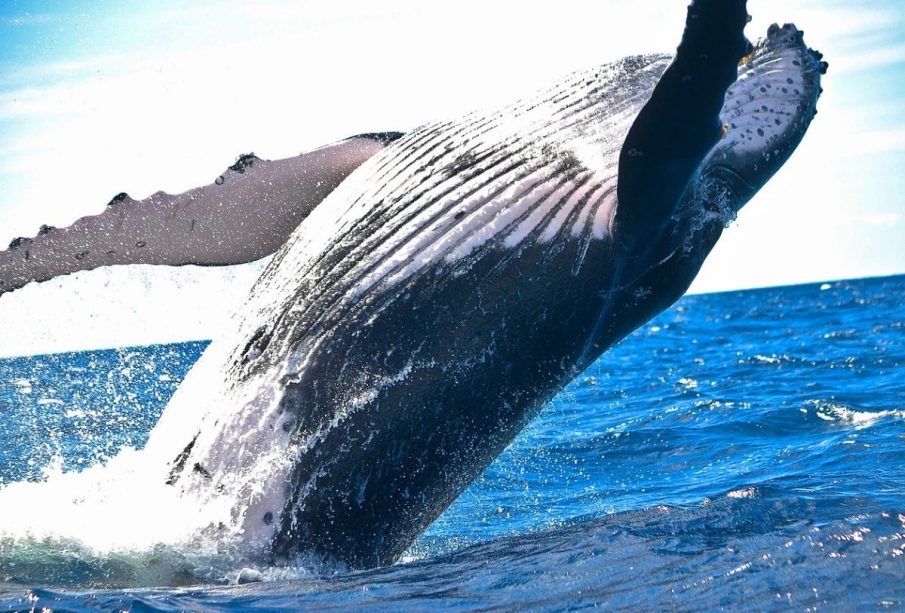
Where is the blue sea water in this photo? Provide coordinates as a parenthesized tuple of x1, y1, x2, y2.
(0, 274, 903, 611)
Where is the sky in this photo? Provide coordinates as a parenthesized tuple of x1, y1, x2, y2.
(0, 0, 903, 354)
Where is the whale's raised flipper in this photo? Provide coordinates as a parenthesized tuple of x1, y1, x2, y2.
(615, 0, 750, 251)
(589, 14, 826, 360)
(0, 133, 403, 296)
(597, 20, 827, 349)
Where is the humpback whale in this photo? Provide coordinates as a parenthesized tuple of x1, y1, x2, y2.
(1, 1, 825, 570)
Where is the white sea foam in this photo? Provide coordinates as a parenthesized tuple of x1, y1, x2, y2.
(0, 259, 269, 358)
(0, 332, 283, 584)
(0, 448, 225, 549)
(727, 487, 757, 499)
(0, 434, 279, 588)
(809, 401, 905, 429)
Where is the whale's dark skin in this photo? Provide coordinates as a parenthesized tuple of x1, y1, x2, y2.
(138, 0, 827, 570)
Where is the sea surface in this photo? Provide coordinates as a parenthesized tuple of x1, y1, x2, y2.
(0, 274, 903, 611)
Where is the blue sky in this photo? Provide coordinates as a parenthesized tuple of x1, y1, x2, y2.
(0, 0, 903, 352)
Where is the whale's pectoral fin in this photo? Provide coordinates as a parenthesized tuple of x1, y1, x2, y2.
(0, 133, 404, 296)
(627, 22, 826, 307)
(614, 0, 751, 251)
(669, 23, 826, 275)
(698, 24, 826, 219)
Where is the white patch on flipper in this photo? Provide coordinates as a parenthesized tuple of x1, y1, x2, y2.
(712, 25, 822, 166)
(722, 57, 804, 155)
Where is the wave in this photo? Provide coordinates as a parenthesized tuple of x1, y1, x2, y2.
(2, 490, 902, 609)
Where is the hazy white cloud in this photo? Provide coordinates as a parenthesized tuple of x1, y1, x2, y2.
(859, 212, 900, 227)
(848, 128, 905, 156)
(832, 42, 905, 73)
(750, 0, 897, 38)
(0, 55, 130, 90)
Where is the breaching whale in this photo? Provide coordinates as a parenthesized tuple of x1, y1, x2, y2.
(0, 1, 825, 569)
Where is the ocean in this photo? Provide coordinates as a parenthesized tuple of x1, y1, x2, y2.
(0, 274, 903, 611)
